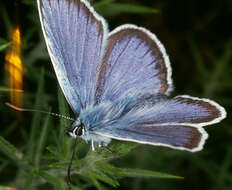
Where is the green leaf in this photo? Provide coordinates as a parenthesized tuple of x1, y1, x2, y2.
(110, 142, 137, 156)
(46, 146, 60, 158)
(95, 2, 159, 17)
(118, 168, 183, 179)
(34, 170, 64, 190)
(96, 163, 124, 176)
(88, 174, 108, 190)
(88, 170, 119, 187)
(96, 163, 182, 180)
(48, 161, 68, 169)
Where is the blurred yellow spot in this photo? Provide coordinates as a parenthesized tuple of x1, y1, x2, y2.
(0, 186, 18, 190)
(5, 26, 23, 108)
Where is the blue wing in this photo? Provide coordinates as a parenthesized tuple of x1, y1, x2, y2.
(38, 0, 108, 113)
(95, 25, 172, 104)
(120, 94, 226, 126)
(94, 124, 206, 152)
(89, 93, 226, 151)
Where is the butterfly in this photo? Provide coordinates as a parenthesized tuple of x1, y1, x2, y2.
(37, 0, 226, 152)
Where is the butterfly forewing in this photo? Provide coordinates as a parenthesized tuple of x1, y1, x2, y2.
(122, 95, 226, 126)
(38, 0, 108, 113)
(95, 25, 172, 104)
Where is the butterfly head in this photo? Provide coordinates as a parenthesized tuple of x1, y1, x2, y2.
(66, 118, 85, 139)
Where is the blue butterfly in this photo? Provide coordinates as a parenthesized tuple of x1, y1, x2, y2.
(37, 0, 226, 152)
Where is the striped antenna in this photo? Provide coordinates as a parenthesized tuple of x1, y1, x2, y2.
(5, 102, 74, 121)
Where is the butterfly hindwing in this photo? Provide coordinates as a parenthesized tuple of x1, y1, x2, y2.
(91, 93, 225, 151)
(95, 25, 172, 104)
(94, 124, 207, 152)
(38, 0, 108, 113)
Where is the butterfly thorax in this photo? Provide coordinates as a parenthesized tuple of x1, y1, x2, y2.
(67, 93, 168, 150)
(66, 103, 115, 150)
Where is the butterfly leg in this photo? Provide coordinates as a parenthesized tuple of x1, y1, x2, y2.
(100, 145, 113, 153)
(91, 140, 97, 151)
(91, 140, 113, 154)
(97, 141, 113, 153)
(91, 140, 104, 152)
(91, 140, 103, 154)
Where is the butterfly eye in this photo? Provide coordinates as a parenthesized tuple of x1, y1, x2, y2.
(75, 124, 84, 136)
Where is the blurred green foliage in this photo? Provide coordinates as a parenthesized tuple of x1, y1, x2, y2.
(0, 0, 231, 190)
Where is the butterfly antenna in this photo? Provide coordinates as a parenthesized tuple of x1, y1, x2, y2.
(5, 102, 74, 121)
(67, 136, 78, 185)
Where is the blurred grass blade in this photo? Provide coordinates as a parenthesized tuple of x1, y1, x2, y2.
(0, 160, 9, 173)
(0, 37, 7, 43)
(0, 136, 23, 161)
(27, 68, 45, 162)
(23, 172, 34, 190)
(58, 86, 71, 136)
(0, 86, 23, 92)
(212, 149, 232, 190)
(111, 3, 159, 14)
(203, 40, 232, 97)
(0, 136, 33, 172)
(93, 0, 115, 8)
(0, 3, 11, 33)
(57, 86, 72, 158)
(34, 114, 51, 169)
(95, 2, 159, 17)
(188, 38, 209, 77)
(0, 42, 11, 51)
(118, 168, 183, 179)
(55, 86, 74, 166)
(21, 0, 36, 5)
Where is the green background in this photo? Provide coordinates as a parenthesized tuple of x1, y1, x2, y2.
(0, 0, 231, 189)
